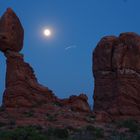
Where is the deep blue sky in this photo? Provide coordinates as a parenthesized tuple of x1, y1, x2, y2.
(0, 0, 140, 105)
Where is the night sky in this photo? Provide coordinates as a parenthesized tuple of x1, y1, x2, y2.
(0, 0, 140, 105)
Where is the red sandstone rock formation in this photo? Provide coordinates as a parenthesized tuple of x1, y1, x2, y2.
(61, 94, 90, 112)
(0, 8, 90, 114)
(0, 8, 91, 130)
(0, 8, 57, 108)
(0, 8, 24, 52)
(3, 50, 57, 108)
(93, 32, 140, 120)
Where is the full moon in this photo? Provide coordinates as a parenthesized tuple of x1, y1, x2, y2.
(43, 29, 51, 37)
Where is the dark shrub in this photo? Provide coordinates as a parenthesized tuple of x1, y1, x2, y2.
(86, 125, 104, 138)
(0, 122, 7, 127)
(115, 119, 139, 133)
(54, 128, 69, 138)
(0, 126, 48, 140)
(47, 127, 69, 139)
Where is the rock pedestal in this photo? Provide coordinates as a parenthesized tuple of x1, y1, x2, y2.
(3, 50, 56, 108)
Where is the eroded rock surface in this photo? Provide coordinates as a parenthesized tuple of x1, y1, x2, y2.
(3, 50, 57, 108)
(93, 32, 140, 120)
(61, 94, 90, 112)
(0, 8, 24, 52)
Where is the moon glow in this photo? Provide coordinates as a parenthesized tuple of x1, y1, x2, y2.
(44, 29, 51, 37)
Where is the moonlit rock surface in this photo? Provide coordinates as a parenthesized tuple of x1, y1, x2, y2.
(93, 32, 140, 120)
(0, 8, 24, 52)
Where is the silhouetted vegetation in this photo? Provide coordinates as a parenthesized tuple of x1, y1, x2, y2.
(110, 131, 140, 140)
(0, 122, 7, 127)
(86, 125, 104, 138)
(0, 122, 139, 140)
(47, 127, 69, 139)
(115, 119, 139, 133)
(0, 126, 48, 140)
(0, 106, 5, 112)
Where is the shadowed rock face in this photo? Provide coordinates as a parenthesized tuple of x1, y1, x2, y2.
(0, 8, 24, 52)
(93, 32, 140, 119)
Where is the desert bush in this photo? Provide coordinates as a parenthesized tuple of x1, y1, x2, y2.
(0, 126, 48, 140)
(54, 128, 69, 138)
(0, 106, 5, 112)
(86, 125, 104, 138)
(9, 119, 16, 126)
(110, 135, 128, 140)
(47, 127, 69, 139)
(0, 130, 14, 140)
(0, 122, 7, 127)
(110, 132, 140, 140)
(115, 119, 139, 133)
(132, 133, 140, 140)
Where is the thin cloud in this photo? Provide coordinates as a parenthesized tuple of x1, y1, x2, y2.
(65, 45, 77, 50)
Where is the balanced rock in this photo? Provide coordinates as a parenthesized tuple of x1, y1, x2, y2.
(0, 8, 92, 129)
(0, 8, 57, 108)
(0, 8, 90, 112)
(0, 8, 24, 52)
(93, 32, 140, 119)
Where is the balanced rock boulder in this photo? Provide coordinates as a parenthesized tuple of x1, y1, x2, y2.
(0, 8, 24, 52)
(93, 32, 140, 119)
